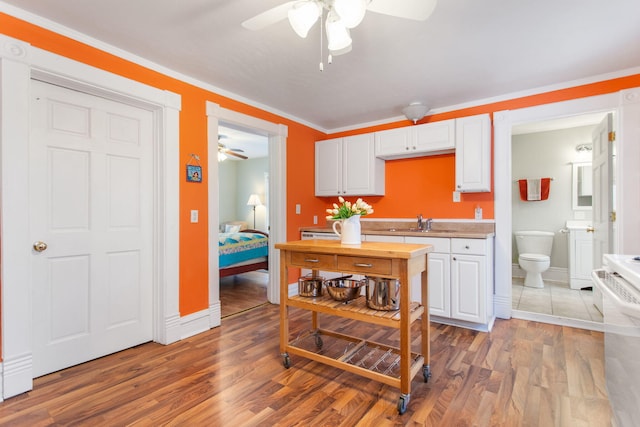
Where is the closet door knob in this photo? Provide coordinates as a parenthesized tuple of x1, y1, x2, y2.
(33, 241, 48, 252)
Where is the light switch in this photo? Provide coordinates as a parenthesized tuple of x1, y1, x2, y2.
(453, 191, 461, 202)
(313, 215, 318, 224)
(295, 204, 301, 214)
(190, 210, 198, 223)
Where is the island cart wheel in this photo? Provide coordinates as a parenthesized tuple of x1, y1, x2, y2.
(423, 365, 431, 382)
(282, 353, 291, 369)
(314, 333, 323, 349)
(397, 394, 410, 414)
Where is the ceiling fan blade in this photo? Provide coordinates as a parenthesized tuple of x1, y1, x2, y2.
(241, 1, 296, 31)
(367, 0, 437, 21)
(227, 151, 248, 160)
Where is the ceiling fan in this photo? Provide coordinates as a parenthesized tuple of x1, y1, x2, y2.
(218, 142, 248, 160)
(242, 0, 437, 69)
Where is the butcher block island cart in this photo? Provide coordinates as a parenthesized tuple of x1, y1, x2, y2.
(275, 239, 433, 414)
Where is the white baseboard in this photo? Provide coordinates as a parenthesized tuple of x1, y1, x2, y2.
(430, 315, 496, 333)
(2, 353, 32, 399)
(512, 309, 604, 332)
(180, 309, 211, 340)
(511, 264, 568, 284)
(288, 282, 298, 297)
(494, 294, 512, 319)
(209, 301, 221, 328)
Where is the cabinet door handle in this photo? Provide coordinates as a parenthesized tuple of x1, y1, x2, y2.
(453, 257, 457, 261)
(304, 258, 320, 263)
(465, 245, 470, 249)
(354, 263, 373, 268)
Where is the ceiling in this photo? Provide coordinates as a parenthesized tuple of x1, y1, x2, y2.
(2, 0, 639, 136)
(219, 124, 269, 160)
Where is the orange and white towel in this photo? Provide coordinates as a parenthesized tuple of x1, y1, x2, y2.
(518, 178, 551, 201)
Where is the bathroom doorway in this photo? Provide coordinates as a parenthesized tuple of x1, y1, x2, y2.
(510, 112, 613, 329)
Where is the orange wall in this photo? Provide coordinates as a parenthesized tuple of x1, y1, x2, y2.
(304, 75, 640, 226)
(0, 13, 325, 317)
(1, 12, 640, 322)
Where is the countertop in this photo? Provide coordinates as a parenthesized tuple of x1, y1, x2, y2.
(275, 239, 433, 258)
(300, 219, 495, 239)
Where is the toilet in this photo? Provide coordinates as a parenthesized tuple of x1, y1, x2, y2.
(514, 231, 554, 288)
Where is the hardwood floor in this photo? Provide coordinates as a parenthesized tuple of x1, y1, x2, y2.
(220, 271, 268, 318)
(0, 304, 611, 426)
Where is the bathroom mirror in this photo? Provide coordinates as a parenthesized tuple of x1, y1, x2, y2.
(572, 162, 592, 210)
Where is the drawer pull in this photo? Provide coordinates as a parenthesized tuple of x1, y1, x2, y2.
(465, 245, 470, 249)
(304, 258, 320, 263)
(354, 263, 373, 268)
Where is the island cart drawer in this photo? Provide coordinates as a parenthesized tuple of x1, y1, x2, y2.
(337, 256, 392, 276)
(290, 252, 336, 270)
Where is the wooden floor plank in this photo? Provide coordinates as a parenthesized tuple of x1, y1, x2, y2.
(0, 305, 612, 426)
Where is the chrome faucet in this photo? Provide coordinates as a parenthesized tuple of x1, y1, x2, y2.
(417, 214, 433, 231)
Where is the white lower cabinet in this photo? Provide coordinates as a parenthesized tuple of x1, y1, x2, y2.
(568, 227, 593, 290)
(407, 236, 494, 331)
(405, 237, 450, 317)
(451, 253, 486, 323)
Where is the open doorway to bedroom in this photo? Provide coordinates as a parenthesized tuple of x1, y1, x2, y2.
(218, 123, 270, 318)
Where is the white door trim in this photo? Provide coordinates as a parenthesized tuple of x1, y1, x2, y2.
(0, 35, 181, 399)
(206, 102, 287, 327)
(493, 88, 640, 320)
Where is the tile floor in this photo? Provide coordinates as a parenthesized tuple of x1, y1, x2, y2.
(512, 277, 603, 323)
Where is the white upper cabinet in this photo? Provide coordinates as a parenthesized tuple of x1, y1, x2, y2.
(315, 134, 385, 196)
(455, 113, 491, 192)
(375, 119, 455, 160)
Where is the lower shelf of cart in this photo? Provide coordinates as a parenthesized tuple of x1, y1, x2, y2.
(287, 294, 424, 326)
(286, 329, 424, 389)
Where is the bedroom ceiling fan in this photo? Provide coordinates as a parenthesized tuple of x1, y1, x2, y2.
(242, 0, 437, 70)
(218, 142, 248, 161)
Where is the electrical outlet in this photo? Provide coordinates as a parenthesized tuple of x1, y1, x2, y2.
(190, 210, 198, 223)
(313, 215, 318, 224)
(453, 191, 461, 202)
(475, 206, 483, 220)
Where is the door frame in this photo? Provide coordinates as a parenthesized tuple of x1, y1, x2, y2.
(206, 102, 287, 327)
(493, 87, 640, 319)
(0, 35, 181, 399)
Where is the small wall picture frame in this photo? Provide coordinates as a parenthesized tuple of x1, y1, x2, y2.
(186, 154, 202, 183)
(186, 164, 202, 183)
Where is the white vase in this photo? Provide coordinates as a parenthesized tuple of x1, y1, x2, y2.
(332, 215, 362, 245)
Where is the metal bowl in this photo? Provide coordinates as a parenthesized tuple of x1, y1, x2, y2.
(324, 278, 366, 302)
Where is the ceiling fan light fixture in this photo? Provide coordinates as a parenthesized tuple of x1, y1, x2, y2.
(329, 43, 352, 56)
(402, 102, 430, 124)
(333, 0, 367, 28)
(326, 11, 352, 52)
(288, 1, 321, 38)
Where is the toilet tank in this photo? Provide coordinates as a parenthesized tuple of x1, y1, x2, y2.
(514, 231, 554, 256)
